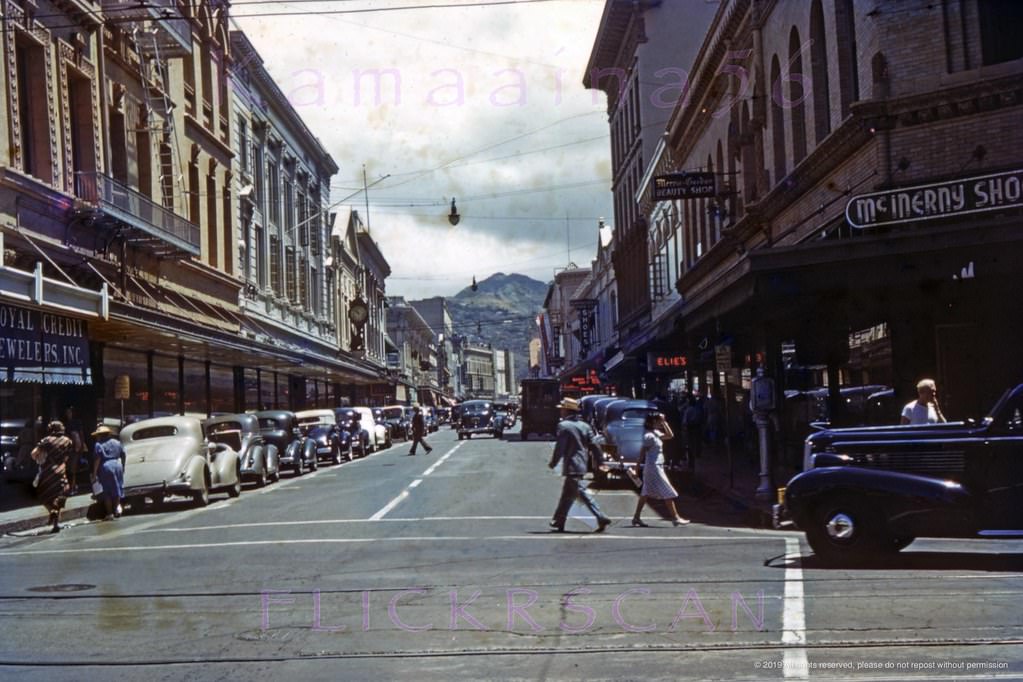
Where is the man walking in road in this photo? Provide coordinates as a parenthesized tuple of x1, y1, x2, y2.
(408, 406, 433, 456)
(548, 397, 612, 533)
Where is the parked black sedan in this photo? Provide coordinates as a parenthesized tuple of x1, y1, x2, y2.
(777, 383, 1023, 564)
(256, 411, 305, 476)
(334, 408, 371, 457)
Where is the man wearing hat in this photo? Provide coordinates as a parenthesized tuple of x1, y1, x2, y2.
(90, 424, 125, 520)
(548, 397, 612, 533)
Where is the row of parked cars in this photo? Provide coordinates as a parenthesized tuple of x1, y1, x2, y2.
(573, 395, 663, 483)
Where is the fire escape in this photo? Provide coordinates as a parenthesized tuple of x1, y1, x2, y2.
(74, 0, 199, 258)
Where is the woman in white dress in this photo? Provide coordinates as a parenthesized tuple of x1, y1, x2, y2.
(632, 413, 690, 527)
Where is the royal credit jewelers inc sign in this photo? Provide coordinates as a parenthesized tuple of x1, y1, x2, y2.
(0, 303, 89, 370)
(845, 168, 1023, 229)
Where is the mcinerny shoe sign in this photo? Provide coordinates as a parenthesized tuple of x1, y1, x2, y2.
(845, 168, 1022, 229)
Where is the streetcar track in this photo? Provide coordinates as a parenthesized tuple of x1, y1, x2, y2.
(0, 636, 1020, 667)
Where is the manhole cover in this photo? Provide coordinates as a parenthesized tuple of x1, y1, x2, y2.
(26, 584, 96, 593)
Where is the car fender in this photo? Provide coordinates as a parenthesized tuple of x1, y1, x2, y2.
(266, 444, 279, 470)
(303, 439, 317, 462)
(786, 466, 974, 535)
(185, 455, 208, 490)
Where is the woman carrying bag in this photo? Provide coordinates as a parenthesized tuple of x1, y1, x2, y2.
(90, 425, 125, 521)
(31, 421, 74, 533)
(631, 413, 690, 527)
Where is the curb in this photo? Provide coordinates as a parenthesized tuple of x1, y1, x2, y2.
(0, 499, 94, 535)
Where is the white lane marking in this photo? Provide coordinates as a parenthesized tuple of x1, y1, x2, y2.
(368, 442, 462, 520)
(132, 516, 791, 535)
(782, 537, 809, 680)
(422, 443, 460, 477)
(0, 534, 784, 556)
(369, 491, 409, 521)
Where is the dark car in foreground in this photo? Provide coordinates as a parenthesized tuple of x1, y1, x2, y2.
(776, 384, 1023, 564)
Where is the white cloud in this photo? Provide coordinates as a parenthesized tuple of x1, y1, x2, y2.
(234, 0, 613, 296)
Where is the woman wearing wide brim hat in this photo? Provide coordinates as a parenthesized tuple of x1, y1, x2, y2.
(91, 424, 126, 520)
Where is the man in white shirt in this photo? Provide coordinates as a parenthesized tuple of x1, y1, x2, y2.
(901, 378, 946, 425)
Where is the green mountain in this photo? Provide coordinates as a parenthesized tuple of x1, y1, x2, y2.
(449, 273, 549, 382)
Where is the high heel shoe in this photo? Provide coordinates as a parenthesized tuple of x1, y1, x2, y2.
(631, 517, 649, 527)
(672, 517, 691, 526)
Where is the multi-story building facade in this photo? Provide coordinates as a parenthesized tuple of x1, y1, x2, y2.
(229, 31, 381, 406)
(460, 341, 496, 400)
(385, 297, 437, 405)
(588, 0, 1023, 493)
(539, 267, 589, 393)
(0, 2, 389, 427)
(584, 0, 718, 366)
(409, 296, 455, 401)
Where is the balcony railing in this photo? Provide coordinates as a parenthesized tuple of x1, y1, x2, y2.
(101, 0, 192, 58)
(76, 172, 200, 257)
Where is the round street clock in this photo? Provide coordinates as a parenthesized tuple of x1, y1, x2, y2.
(349, 298, 369, 327)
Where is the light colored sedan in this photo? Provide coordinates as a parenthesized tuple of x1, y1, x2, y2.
(121, 416, 242, 508)
(353, 406, 391, 450)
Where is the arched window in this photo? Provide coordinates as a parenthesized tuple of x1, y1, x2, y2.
(770, 55, 786, 185)
(788, 27, 808, 165)
(810, 0, 831, 143)
(835, 0, 859, 118)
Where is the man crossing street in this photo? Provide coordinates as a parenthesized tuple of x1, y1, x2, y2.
(548, 397, 612, 533)
(408, 406, 433, 456)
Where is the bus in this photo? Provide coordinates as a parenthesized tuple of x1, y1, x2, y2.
(519, 379, 561, 440)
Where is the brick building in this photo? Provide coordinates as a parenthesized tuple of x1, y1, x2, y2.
(587, 0, 1023, 486)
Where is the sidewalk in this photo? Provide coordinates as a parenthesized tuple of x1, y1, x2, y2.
(0, 483, 96, 535)
(667, 441, 787, 528)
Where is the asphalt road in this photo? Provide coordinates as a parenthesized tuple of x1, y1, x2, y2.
(0, 427, 1021, 681)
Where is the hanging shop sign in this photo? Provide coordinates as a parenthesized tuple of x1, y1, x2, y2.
(845, 168, 1023, 229)
(652, 172, 717, 201)
(646, 351, 688, 373)
(0, 303, 89, 370)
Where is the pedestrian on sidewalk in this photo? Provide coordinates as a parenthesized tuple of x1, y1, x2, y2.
(90, 425, 125, 521)
(900, 378, 946, 425)
(30, 421, 74, 533)
(548, 397, 612, 533)
(683, 392, 705, 462)
(631, 413, 690, 527)
(408, 406, 433, 456)
(62, 406, 87, 493)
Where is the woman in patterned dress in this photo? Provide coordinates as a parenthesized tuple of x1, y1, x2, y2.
(31, 421, 74, 533)
(631, 413, 690, 527)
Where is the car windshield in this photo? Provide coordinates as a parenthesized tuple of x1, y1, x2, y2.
(298, 417, 330, 428)
(382, 408, 403, 419)
(258, 417, 283, 430)
(464, 403, 491, 414)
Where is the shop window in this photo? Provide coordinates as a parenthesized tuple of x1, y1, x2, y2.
(979, 0, 1023, 65)
(102, 348, 150, 424)
(209, 364, 234, 415)
(152, 354, 180, 415)
(244, 369, 260, 411)
(182, 360, 206, 416)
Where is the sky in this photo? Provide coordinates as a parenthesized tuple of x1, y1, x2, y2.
(234, 0, 614, 299)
